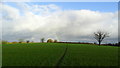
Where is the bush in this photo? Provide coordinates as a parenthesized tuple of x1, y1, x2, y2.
(54, 40, 58, 43)
(18, 39, 24, 43)
(47, 39, 53, 43)
(26, 40, 30, 43)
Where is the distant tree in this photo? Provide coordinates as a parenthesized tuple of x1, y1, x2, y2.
(94, 42, 97, 44)
(2, 40, 8, 44)
(2, 40, 7, 44)
(54, 39, 58, 43)
(47, 39, 53, 43)
(118, 42, 120, 46)
(41, 38, 45, 43)
(0, 40, 1, 44)
(18, 39, 24, 43)
(26, 40, 30, 43)
(94, 30, 109, 46)
(32, 41, 34, 43)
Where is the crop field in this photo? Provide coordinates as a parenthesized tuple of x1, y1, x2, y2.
(2, 43, 118, 66)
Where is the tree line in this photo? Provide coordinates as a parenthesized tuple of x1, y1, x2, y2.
(1, 38, 58, 44)
(1, 30, 119, 46)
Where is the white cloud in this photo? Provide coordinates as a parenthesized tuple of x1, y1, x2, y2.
(2, 3, 118, 43)
(1, 3, 20, 20)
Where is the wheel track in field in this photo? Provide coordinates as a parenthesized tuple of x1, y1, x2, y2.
(56, 44, 68, 67)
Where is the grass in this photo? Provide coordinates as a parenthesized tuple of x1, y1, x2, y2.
(2, 43, 118, 66)
(59, 44, 118, 66)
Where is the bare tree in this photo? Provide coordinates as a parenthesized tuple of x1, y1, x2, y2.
(41, 38, 45, 43)
(94, 30, 109, 46)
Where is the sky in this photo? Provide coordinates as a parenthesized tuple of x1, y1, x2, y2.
(1, 2, 118, 43)
(2, 0, 119, 2)
(3, 2, 118, 12)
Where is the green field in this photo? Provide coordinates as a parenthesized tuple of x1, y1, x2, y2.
(2, 43, 118, 66)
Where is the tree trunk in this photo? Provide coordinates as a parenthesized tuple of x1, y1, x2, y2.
(98, 41, 101, 46)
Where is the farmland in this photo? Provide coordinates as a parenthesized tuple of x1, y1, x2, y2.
(2, 43, 118, 66)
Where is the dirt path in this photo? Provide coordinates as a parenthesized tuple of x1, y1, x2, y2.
(56, 44, 68, 67)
